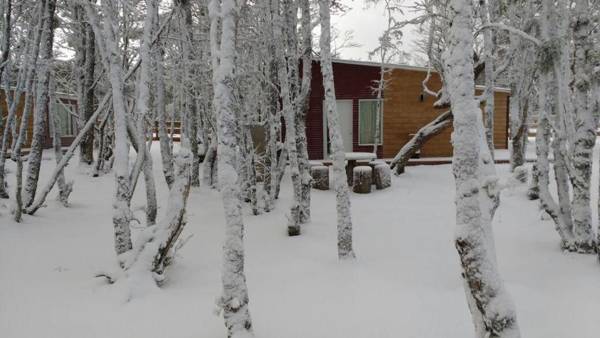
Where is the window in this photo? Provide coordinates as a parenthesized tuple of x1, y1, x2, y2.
(52, 100, 76, 137)
(358, 99, 383, 145)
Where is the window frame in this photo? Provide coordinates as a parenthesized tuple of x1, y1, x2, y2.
(358, 98, 384, 146)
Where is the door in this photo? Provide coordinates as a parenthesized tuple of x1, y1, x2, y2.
(323, 99, 353, 158)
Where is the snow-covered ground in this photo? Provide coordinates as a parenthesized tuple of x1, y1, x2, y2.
(1, 143, 599, 338)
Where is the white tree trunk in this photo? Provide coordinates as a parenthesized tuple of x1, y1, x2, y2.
(12, 0, 47, 221)
(209, 0, 254, 336)
(0, 0, 11, 199)
(295, 0, 312, 223)
(177, 0, 201, 187)
(121, 145, 192, 290)
(274, 0, 303, 235)
(569, 0, 596, 252)
(153, 9, 174, 189)
(49, 78, 73, 206)
(444, 0, 520, 336)
(479, 0, 495, 156)
(133, 0, 159, 226)
(75, 4, 96, 166)
(84, 0, 134, 258)
(23, 0, 57, 209)
(319, 0, 355, 260)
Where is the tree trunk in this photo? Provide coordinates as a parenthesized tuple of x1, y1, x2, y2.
(12, 0, 47, 221)
(444, 0, 521, 336)
(0, 0, 13, 199)
(209, 0, 254, 336)
(153, 11, 174, 189)
(479, 0, 495, 156)
(176, 0, 200, 187)
(84, 0, 134, 258)
(202, 137, 218, 188)
(319, 0, 355, 260)
(76, 4, 96, 165)
(296, 0, 312, 223)
(23, 0, 57, 209)
(49, 79, 73, 206)
(274, 0, 302, 236)
(569, 0, 596, 252)
(130, 0, 159, 226)
(121, 145, 192, 289)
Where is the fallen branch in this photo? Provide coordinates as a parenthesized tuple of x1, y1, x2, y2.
(389, 110, 453, 175)
(24, 94, 112, 215)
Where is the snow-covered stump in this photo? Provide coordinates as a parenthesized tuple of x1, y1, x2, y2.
(374, 163, 391, 190)
(352, 166, 372, 194)
(311, 165, 329, 190)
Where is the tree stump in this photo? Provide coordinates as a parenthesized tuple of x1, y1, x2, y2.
(311, 165, 329, 190)
(352, 166, 372, 193)
(374, 163, 391, 190)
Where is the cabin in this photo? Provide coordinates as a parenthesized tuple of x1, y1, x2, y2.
(306, 59, 510, 160)
(0, 88, 78, 152)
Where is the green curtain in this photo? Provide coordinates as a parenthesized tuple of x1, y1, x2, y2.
(359, 101, 381, 144)
(56, 103, 73, 136)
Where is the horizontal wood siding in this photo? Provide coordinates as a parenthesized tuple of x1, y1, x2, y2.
(382, 68, 509, 158)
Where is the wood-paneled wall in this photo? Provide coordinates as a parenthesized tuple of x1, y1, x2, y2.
(382, 68, 509, 158)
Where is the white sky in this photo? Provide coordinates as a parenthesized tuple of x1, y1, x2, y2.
(331, 0, 423, 64)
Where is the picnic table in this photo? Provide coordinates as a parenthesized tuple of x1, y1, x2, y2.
(345, 152, 376, 185)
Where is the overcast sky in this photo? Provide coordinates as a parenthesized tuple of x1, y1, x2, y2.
(331, 0, 423, 64)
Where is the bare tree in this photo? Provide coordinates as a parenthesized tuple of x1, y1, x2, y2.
(209, 0, 254, 335)
(319, 0, 355, 260)
(444, 0, 521, 336)
(83, 0, 134, 259)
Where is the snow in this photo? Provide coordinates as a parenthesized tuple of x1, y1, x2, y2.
(0, 143, 599, 337)
(344, 152, 376, 161)
(353, 166, 372, 173)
